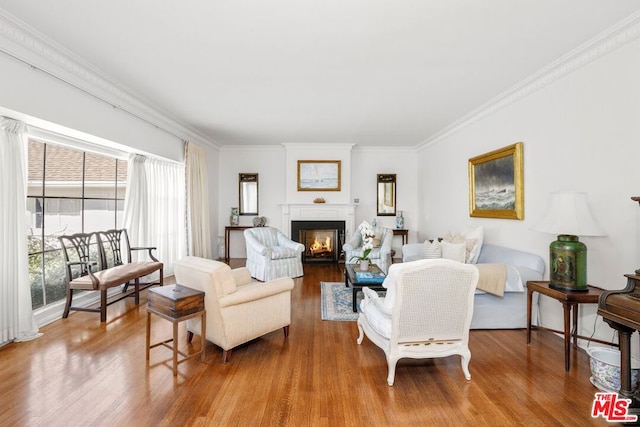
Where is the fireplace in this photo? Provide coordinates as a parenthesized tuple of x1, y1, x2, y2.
(292, 220, 345, 264)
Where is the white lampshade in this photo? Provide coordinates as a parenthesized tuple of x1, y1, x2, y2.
(531, 192, 605, 236)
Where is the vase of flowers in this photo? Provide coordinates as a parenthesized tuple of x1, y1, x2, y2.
(350, 220, 375, 270)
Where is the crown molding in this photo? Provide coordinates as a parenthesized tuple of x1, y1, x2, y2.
(282, 143, 357, 150)
(418, 10, 640, 152)
(220, 144, 285, 152)
(0, 9, 218, 149)
(352, 145, 417, 153)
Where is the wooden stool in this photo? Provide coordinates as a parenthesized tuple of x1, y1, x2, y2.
(146, 284, 206, 376)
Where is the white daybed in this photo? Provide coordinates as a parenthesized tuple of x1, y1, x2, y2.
(401, 243, 545, 329)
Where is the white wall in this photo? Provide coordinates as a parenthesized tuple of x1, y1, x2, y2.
(218, 146, 287, 257)
(418, 36, 640, 344)
(0, 53, 185, 161)
(218, 144, 419, 258)
(351, 146, 419, 255)
(283, 143, 354, 205)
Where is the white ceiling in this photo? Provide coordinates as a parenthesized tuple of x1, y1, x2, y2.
(1, 1, 640, 147)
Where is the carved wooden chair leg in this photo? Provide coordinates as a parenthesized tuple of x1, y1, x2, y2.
(100, 289, 108, 323)
(222, 349, 232, 363)
(63, 288, 73, 318)
(134, 278, 140, 305)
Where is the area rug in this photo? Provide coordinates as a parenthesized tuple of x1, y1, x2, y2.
(320, 282, 361, 321)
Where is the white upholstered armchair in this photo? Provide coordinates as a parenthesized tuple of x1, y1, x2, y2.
(173, 256, 294, 362)
(244, 227, 304, 281)
(357, 259, 479, 386)
(343, 226, 393, 273)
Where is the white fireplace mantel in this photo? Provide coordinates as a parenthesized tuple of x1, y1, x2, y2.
(281, 204, 357, 239)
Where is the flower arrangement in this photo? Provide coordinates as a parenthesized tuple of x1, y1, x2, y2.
(350, 220, 376, 263)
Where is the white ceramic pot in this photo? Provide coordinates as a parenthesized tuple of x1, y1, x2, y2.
(587, 347, 640, 392)
(359, 260, 370, 271)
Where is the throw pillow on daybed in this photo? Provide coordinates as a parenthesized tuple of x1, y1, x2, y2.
(440, 241, 466, 263)
(442, 226, 484, 264)
(421, 240, 442, 259)
(419, 238, 468, 263)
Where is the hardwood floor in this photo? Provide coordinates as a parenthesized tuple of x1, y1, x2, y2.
(0, 261, 613, 426)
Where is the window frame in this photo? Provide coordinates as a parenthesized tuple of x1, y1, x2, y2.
(27, 137, 128, 310)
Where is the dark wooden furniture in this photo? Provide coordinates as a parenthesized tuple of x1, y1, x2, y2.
(598, 273, 640, 411)
(224, 225, 252, 263)
(527, 280, 606, 371)
(146, 284, 206, 376)
(392, 229, 409, 245)
(345, 263, 386, 312)
(59, 229, 163, 322)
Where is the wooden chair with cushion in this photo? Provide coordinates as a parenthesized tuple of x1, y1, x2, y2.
(59, 229, 163, 322)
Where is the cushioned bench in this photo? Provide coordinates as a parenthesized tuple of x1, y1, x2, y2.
(59, 229, 163, 322)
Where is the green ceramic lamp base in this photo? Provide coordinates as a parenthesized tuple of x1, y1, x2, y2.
(548, 234, 588, 292)
(549, 282, 588, 292)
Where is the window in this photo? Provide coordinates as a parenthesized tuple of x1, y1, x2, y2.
(27, 140, 127, 309)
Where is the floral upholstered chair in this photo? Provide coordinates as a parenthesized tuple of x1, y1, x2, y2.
(343, 224, 393, 273)
(244, 227, 305, 281)
(356, 259, 479, 386)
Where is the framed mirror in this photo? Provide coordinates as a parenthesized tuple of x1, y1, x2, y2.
(239, 173, 258, 215)
(377, 174, 396, 216)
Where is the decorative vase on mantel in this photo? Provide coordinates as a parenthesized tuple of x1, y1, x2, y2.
(359, 260, 370, 271)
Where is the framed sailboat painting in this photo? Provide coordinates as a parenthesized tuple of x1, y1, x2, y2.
(297, 160, 341, 191)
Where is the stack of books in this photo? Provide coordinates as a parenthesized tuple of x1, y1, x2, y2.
(355, 271, 386, 284)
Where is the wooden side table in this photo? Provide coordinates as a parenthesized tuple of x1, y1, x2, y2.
(392, 229, 409, 245)
(526, 280, 606, 371)
(146, 284, 206, 376)
(224, 226, 251, 263)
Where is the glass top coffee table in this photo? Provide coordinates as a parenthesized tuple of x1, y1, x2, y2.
(344, 263, 387, 312)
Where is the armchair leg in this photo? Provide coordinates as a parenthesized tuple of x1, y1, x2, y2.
(222, 349, 232, 363)
(187, 331, 194, 343)
(283, 325, 290, 338)
(387, 356, 399, 386)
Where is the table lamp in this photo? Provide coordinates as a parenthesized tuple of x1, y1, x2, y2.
(531, 192, 605, 291)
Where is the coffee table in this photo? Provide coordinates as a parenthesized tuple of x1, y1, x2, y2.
(344, 263, 386, 312)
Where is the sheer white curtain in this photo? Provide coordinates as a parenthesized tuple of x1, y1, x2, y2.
(122, 154, 186, 276)
(185, 142, 212, 258)
(1, 117, 41, 345)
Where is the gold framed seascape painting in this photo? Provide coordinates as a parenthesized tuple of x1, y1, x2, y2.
(297, 160, 341, 191)
(468, 142, 523, 220)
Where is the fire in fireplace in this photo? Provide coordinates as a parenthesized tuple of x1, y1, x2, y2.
(291, 220, 345, 264)
(309, 234, 332, 256)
